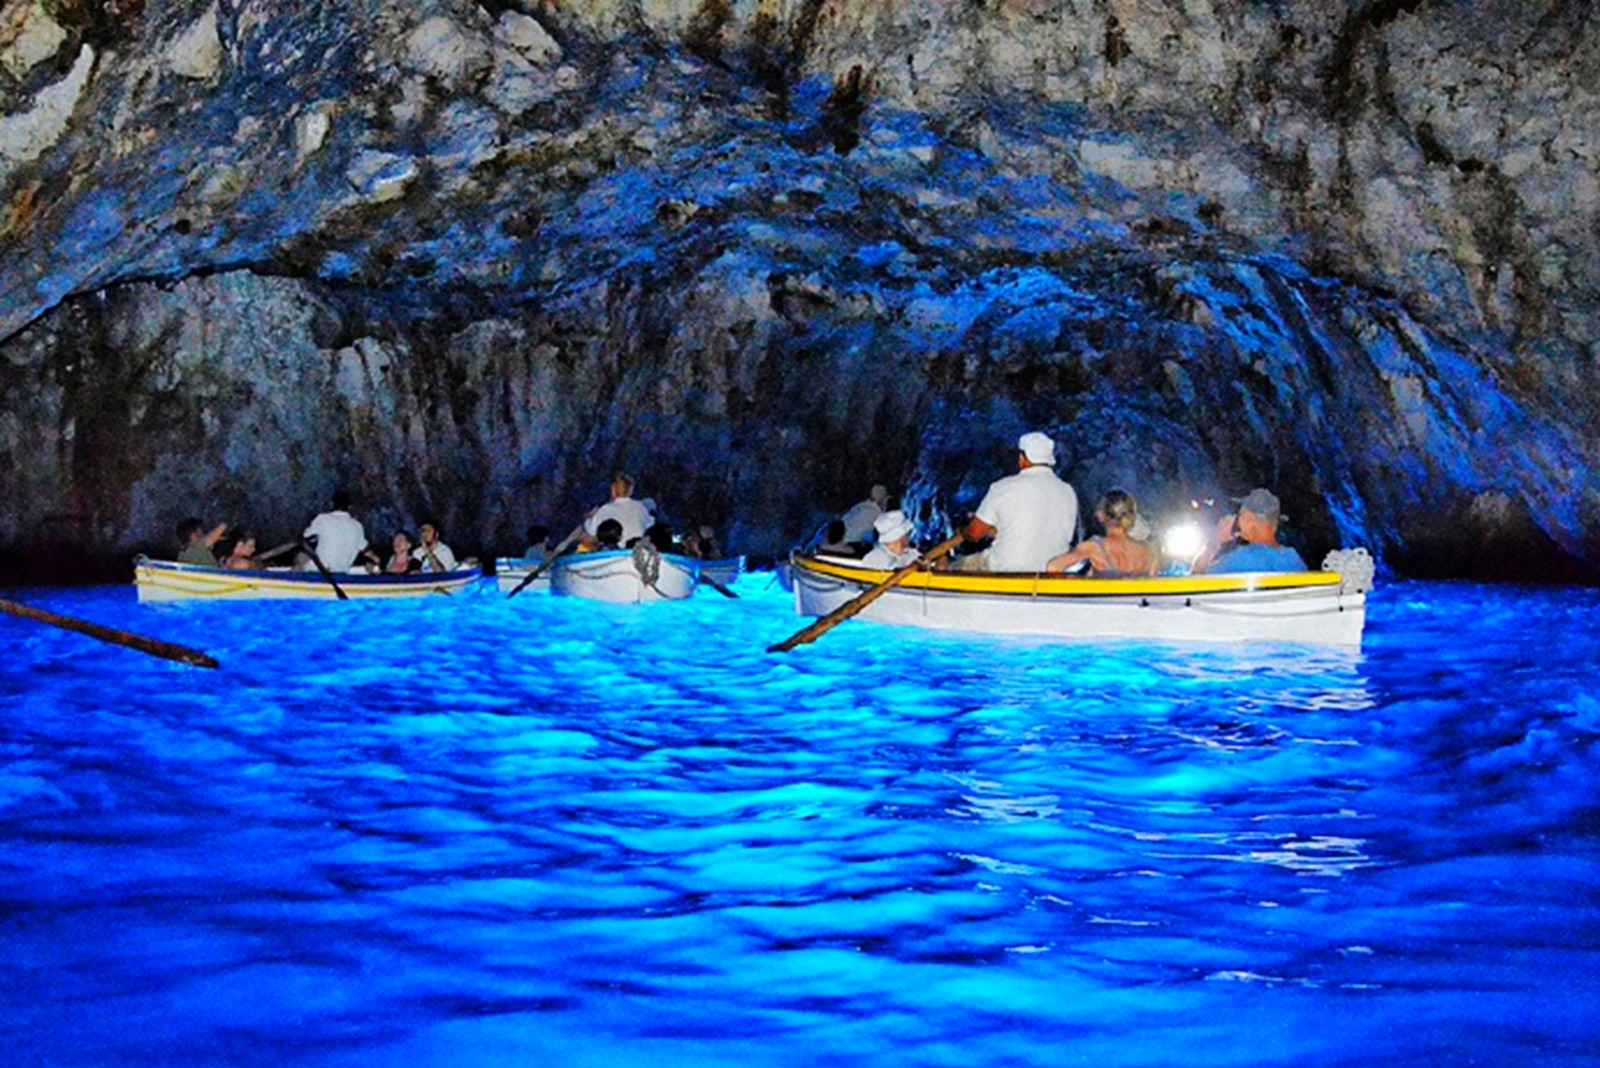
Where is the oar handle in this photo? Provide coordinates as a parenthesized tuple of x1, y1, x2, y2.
(300, 540, 349, 600)
(1, 598, 219, 669)
(767, 532, 964, 652)
(507, 522, 585, 598)
(252, 540, 300, 564)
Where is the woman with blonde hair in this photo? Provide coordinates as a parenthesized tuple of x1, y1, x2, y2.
(1045, 489, 1156, 577)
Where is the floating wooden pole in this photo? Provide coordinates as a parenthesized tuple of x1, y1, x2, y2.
(0, 597, 219, 669)
(767, 533, 964, 653)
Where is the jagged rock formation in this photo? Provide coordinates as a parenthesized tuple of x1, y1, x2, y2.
(1, 0, 1596, 582)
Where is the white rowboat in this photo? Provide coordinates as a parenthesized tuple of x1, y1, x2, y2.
(550, 548, 699, 604)
(135, 558, 482, 602)
(789, 554, 1367, 646)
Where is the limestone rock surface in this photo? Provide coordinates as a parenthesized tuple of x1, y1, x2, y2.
(1, 0, 1596, 581)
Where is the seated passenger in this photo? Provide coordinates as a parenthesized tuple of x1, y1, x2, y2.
(221, 530, 259, 570)
(594, 518, 624, 550)
(523, 524, 551, 564)
(839, 484, 890, 545)
(1046, 489, 1156, 577)
(646, 521, 677, 553)
(176, 517, 227, 566)
(682, 523, 721, 560)
(817, 519, 856, 556)
(412, 521, 459, 573)
(1193, 488, 1307, 574)
(365, 530, 420, 574)
(861, 510, 920, 570)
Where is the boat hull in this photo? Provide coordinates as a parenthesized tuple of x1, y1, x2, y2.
(697, 555, 745, 588)
(790, 555, 1366, 646)
(494, 557, 551, 594)
(135, 559, 483, 602)
(551, 550, 699, 604)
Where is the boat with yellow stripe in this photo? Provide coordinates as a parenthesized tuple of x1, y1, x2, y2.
(789, 553, 1369, 646)
(134, 558, 483, 602)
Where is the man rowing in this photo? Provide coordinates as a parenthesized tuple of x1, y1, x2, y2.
(302, 490, 367, 572)
(953, 431, 1079, 572)
(581, 472, 653, 550)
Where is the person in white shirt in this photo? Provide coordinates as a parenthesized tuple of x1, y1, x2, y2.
(302, 490, 368, 572)
(954, 431, 1078, 572)
(861, 509, 920, 570)
(582, 473, 653, 549)
(839, 484, 890, 544)
(412, 521, 459, 572)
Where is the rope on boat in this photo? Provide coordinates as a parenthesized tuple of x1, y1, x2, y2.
(1322, 548, 1376, 594)
(632, 542, 663, 588)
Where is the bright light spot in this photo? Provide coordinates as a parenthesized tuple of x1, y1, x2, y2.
(1163, 521, 1205, 561)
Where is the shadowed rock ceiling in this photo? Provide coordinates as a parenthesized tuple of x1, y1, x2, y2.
(1, 0, 1596, 582)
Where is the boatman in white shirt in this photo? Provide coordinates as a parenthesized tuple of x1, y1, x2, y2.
(582, 472, 653, 550)
(953, 431, 1079, 572)
(301, 490, 368, 572)
(412, 520, 460, 572)
(861, 509, 920, 570)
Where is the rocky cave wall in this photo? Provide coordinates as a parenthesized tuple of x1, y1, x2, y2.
(1, 0, 1596, 582)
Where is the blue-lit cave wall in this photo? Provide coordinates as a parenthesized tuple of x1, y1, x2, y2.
(1, 0, 1596, 582)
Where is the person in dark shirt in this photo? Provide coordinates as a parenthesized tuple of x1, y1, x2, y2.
(176, 517, 227, 566)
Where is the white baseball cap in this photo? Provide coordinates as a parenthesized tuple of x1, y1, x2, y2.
(873, 509, 913, 542)
(1018, 431, 1056, 466)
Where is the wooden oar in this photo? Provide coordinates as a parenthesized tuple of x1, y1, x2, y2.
(767, 533, 965, 653)
(506, 522, 585, 599)
(700, 572, 739, 599)
(299, 540, 349, 601)
(0, 598, 219, 669)
(252, 540, 300, 564)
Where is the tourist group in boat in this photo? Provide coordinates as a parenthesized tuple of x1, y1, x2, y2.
(814, 431, 1304, 578)
(139, 429, 1371, 645)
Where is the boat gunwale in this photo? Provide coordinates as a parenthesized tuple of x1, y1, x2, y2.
(795, 554, 1346, 598)
(135, 559, 482, 590)
(551, 549, 702, 573)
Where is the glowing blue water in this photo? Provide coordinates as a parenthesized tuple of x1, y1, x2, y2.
(2, 578, 1596, 1067)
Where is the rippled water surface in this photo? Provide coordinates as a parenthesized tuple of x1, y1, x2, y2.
(2, 577, 1597, 1067)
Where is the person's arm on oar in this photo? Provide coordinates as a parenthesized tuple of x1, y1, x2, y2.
(768, 532, 964, 653)
(299, 539, 350, 600)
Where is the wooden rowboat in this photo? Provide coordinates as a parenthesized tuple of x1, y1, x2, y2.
(551, 548, 699, 604)
(135, 558, 482, 602)
(789, 554, 1368, 646)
